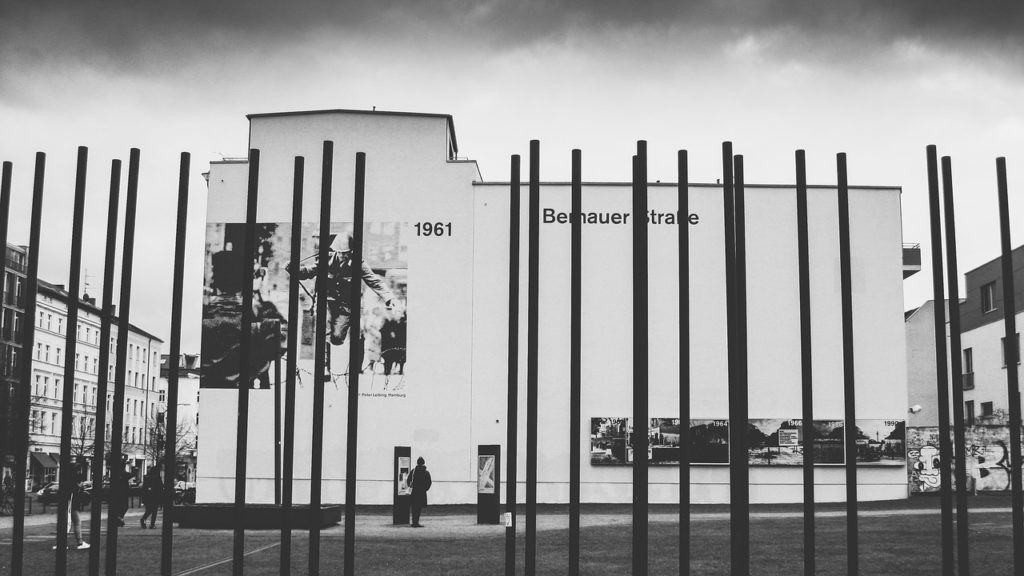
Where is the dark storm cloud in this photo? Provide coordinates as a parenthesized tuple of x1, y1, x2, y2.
(1, 0, 1022, 74)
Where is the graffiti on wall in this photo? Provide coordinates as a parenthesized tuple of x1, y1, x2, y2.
(907, 426, 1021, 493)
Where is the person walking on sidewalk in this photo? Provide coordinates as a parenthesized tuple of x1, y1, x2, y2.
(140, 467, 162, 528)
(53, 461, 89, 550)
(408, 456, 432, 528)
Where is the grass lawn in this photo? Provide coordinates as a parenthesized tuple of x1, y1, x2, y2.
(0, 497, 1015, 575)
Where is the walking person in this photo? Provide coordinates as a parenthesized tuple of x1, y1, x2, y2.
(140, 467, 162, 528)
(408, 456, 432, 527)
(53, 460, 89, 550)
(109, 453, 131, 527)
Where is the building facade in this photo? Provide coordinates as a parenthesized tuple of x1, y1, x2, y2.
(198, 108, 915, 505)
(0, 244, 28, 481)
(158, 353, 199, 483)
(26, 280, 164, 488)
(959, 245, 1024, 425)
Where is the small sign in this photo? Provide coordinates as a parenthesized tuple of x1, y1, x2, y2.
(504, 512, 513, 527)
(778, 428, 800, 447)
(478, 455, 496, 494)
(398, 456, 411, 496)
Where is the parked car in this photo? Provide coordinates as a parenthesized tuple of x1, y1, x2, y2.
(38, 481, 93, 507)
(35, 482, 60, 504)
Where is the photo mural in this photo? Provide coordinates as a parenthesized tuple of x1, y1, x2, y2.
(591, 417, 906, 467)
(201, 221, 408, 392)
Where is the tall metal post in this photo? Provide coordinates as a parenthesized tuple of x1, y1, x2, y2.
(632, 143, 650, 576)
(12, 152, 45, 576)
(89, 158, 121, 575)
(504, 154, 521, 576)
(926, 145, 955, 576)
(728, 153, 750, 576)
(569, 148, 582, 576)
(231, 148, 259, 576)
(106, 148, 141, 576)
(525, 140, 540, 576)
(677, 150, 690, 576)
(309, 141, 333, 575)
(0, 162, 10, 465)
(795, 150, 816, 576)
(995, 157, 1023, 576)
(161, 152, 190, 576)
(281, 156, 304, 574)
(837, 153, 860, 576)
(274, 335, 281, 506)
(940, 156, 970, 575)
(343, 152, 367, 576)
(56, 146, 88, 573)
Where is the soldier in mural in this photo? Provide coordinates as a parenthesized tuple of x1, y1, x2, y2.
(287, 233, 395, 349)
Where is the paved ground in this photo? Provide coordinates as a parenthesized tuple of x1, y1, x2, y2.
(0, 494, 1015, 575)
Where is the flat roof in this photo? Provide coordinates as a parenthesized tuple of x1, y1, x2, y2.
(245, 108, 458, 156)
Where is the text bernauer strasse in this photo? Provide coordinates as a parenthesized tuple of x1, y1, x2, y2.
(543, 208, 700, 225)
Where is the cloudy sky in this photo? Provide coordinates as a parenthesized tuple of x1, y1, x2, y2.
(1, 1, 1022, 349)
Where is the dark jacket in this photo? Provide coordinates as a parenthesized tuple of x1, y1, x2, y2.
(408, 465, 431, 507)
(295, 250, 392, 311)
(142, 472, 162, 507)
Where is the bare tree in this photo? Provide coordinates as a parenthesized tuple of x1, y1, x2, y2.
(142, 412, 196, 480)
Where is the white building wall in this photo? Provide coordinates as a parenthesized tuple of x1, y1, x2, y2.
(198, 110, 909, 505)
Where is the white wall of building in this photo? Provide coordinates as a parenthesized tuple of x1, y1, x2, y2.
(198, 110, 909, 505)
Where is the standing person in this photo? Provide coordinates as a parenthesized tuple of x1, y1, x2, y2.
(140, 467, 162, 528)
(408, 456, 432, 528)
(53, 460, 89, 550)
(109, 453, 131, 527)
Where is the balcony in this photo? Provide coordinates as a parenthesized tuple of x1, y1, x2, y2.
(903, 243, 921, 279)
(962, 372, 975, 390)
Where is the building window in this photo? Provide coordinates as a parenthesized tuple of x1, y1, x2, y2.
(981, 281, 997, 313)
(981, 401, 994, 418)
(965, 401, 975, 425)
(33, 375, 40, 396)
(44, 345, 50, 363)
(46, 314, 52, 331)
(92, 358, 97, 374)
(57, 318, 63, 334)
(1003, 334, 1021, 368)
(55, 348, 61, 366)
